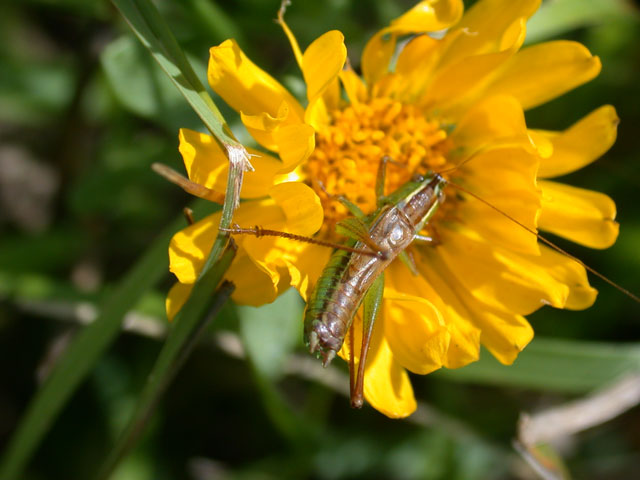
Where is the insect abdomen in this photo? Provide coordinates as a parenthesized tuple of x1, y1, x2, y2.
(303, 247, 362, 363)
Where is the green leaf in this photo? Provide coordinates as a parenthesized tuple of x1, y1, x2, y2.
(0, 199, 214, 480)
(238, 288, 304, 381)
(0, 57, 75, 125)
(526, 0, 636, 44)
(101, 34, 199, 131)
(95, 247, 235, 480)
(435, 338, 640, 393)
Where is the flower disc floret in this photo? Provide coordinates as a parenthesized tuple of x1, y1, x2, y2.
(305, 98, 453, 235)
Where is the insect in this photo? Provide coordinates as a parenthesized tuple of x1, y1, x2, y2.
(302, 169, 446, 407)
(225, 157, 447, 407)
(221, 152, 640, 410)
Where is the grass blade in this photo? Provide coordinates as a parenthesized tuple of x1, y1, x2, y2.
(110, 0, 237, 150)
(95, 246, 235, 480)
(0, 200, 214, 480)
(435, 338, 640, 393)
(111, 0, 251, 276)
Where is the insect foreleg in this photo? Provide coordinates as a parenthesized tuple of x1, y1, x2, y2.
(375, 155, 403, 206)
(398, 250, 419, 276)
(351, 273, 385, 409)
(375, 156, 391, 203)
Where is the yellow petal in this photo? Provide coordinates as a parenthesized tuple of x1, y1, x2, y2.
(482, 40, 601, 110)
(536, 105, 619, 178)
(167, 253, 284, 320)
(179, 128, 282, 198)
(361, 0, 464, 86)
(302, 30, 346, 102)
(169, 196, 290, 284)
(284, 243, 331, 302)
(267, 181, 324, 234)
(167, 183, 321, 314)
(455, 146, 541, 255)
(169, 182, 320, 301)
(534, 246, 597, 311)
(166, 281, 193, 322)
(339, 67, 368, 104)
(301, 31, 345, 131)
(364, 334, 417, 418)
(392, 34, 441, 101)
(476, 308, 533, 365)
(169, 213, 219, 284)
(361, 31, 397, 89)
(226, 252, 279, 306)
(451, 95, 530, 155)
(422, 19, 526, 112)
(208, 39, 303, 121)
(387, 261, 481, 369)
(323, 76, 342, 110)
(415, 250, 533, 365)
(243, 240, 331, 303)
(240, 105, 289, 151)
(305, 97, 331, 131)
(440, 0, 539, 66)
(390, 0, 463, 31)
(527, 129, 554, 159)
(340, 311, 417, 418)
(273, 123, 316, 172)
(276, 4, 303, 68)
(440, 237, 596, 313)
(240, 182, 324, 292)
(433, 228, 571, 315)
(383, 267, 450, 374)
(444, 321, 482, 369)
(539, 180, 619, 249)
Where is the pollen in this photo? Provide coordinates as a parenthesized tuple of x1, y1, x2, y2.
(303, 97, 453, 235)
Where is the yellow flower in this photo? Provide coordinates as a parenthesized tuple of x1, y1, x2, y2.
(167, 0, 619, 417)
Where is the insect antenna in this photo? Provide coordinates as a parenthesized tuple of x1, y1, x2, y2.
(434, 148, 486, 176)
(446, 180, 640, 304)
(220, 225, 388, 259)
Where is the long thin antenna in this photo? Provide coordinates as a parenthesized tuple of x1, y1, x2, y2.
(435, 149, 486, 176)
(220, 225, 388, 259)
(446, 181, 640, 304)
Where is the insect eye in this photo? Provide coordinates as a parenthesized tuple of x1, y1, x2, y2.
(389, 226, 404, 244)
(411, 173, 424, 182)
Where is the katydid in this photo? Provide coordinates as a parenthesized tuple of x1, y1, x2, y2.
(225, 158, 448, 408)
(302, 172, 446, 407)
(220, 160, 639, 410)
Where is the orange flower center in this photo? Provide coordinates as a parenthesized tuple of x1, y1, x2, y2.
(303, 97, 454, 236)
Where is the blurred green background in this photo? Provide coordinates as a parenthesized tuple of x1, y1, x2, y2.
(1, 0, 639, 479)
